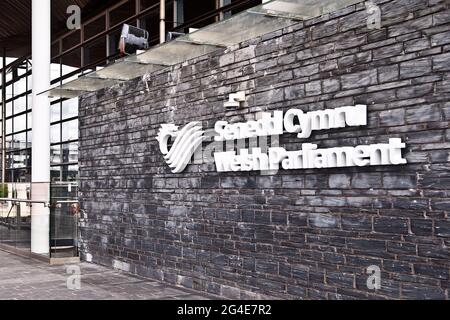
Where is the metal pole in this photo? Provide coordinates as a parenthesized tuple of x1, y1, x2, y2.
(31, 0, 51, 255)
(1, 48, 6, 185)
(160, 0, 166, 44)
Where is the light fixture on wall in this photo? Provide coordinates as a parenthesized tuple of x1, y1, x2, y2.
(166, 31, 185, 41)
(119, 24, 149, 55)
(224, 91, 246, 110)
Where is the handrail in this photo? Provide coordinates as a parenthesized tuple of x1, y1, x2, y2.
(0, 198, 50, 207)
(0, 198, 79, 206)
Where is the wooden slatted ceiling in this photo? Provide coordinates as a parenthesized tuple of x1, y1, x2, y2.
(0, 0, 113, 57)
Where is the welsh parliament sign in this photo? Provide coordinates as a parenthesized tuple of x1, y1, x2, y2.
(156, 93, 407, 174)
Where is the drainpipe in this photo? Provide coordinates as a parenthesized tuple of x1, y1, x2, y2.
(31, 0, 51, 255)
(160, 0, 166, 44)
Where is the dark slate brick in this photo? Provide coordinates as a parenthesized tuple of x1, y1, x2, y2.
(373, 43, 404, 60)
(341, 215, 373, 232)
(411, 219, 433, 237)
(431, 30, 450, 47)
(433, 52, 450, 71)
(414, 264, 449, 280)
(352, 173, 382, 189)
(347, 239, 386, 252)
(405, 104, 441, 123)
(418, 244, 450, 259)
(329, 174, 351, 189)
(388, 16, 433, 37)
(341, 70, 378, 90)
(400, 58, 432, 79)
(374, 217, 409, 235)
(401, 284, 446, 299)
(326, 272, 355, 287)
(435, 220, 450, 238)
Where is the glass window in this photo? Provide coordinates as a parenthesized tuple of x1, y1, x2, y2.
(62, 164, 79, 182)
(62, 30, 81, 52)
(6, 152, 14, 169)
(140, 9, 160, 46)
(6, 84, 13, 100)
(27, 111, 32, 129)
(12, 132, 26, 150)
(13, 150, 30, 169)
(51, 166, 61, 182)
(84, 15, 106, 40)
(51, 103, 61, 123)
(6, 102, 13, 117)
(14, 96, 27, 114)
(51, 61, 62, 82)
(84, 36, 107, 67)
(52, 42, 60, 58)
(15, 168, 31, 183)
(51, 124, 61, 144)
(51, 145, 61, 165)
(62, 142, 78, 163)
(5, 135, 13, 150)
(27, 94, 32, 110)
(62, 98, 78, 120)
(62, 120, 78, 142)
(141, 0, 160, 9)
(13, 114, 27, 132)
(62, 48, 82, 75)
(14, 79, 27, 96)
(108, 29, 122, 58)
(27, 130, 32, 147)
(183, 0, 216, 29)
(110, 1, 136, 27)
(6, 119, 12, 135)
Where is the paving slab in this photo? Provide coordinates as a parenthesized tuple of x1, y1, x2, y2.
(0, 250, 216, 300)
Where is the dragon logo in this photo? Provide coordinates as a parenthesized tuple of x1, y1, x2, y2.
(156, 122, 205, 173)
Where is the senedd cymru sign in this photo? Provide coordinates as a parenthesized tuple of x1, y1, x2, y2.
(156, 92, 407, 174)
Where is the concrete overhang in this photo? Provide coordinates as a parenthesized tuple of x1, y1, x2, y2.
(41, 0, 362, 99)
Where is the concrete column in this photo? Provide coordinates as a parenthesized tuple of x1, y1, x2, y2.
(31, 0, 51, 255)
(160, 0, 166, 44)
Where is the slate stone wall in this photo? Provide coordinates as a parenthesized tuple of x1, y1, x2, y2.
(78, 0, 450, 299)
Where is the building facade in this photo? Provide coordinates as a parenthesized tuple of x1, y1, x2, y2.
(0, 0, 448, 300)
(0, 0, 260, 259)
(78, 0, 450, 299)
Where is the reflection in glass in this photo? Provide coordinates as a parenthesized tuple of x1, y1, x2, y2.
(5, 135, 13, 150)
(51, 124, 61, 144)
(13, 150, 30, 169)
(62, 164, 79, 182)
(27, 130, 32, 145)
(6, 119, 12, 135)
(14, 96, 27, 114)
(62, 98, 78, 120)
(6, 152, 13, 169)
(12, 132, 26, 150)
(51, 166, 61, 182)
(27, 111, 32, 128)
(51, 103, 61, 123)
(13, 114, 27, 132)
(6, 102, 12, 117)
(51, 145, 61, 165)
(62, 120, 78, 142)
(13, 80, 27, 96)
(62, 143, 78, 163)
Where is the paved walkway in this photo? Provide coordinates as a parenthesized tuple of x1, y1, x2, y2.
(0, 250, 214, 300)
